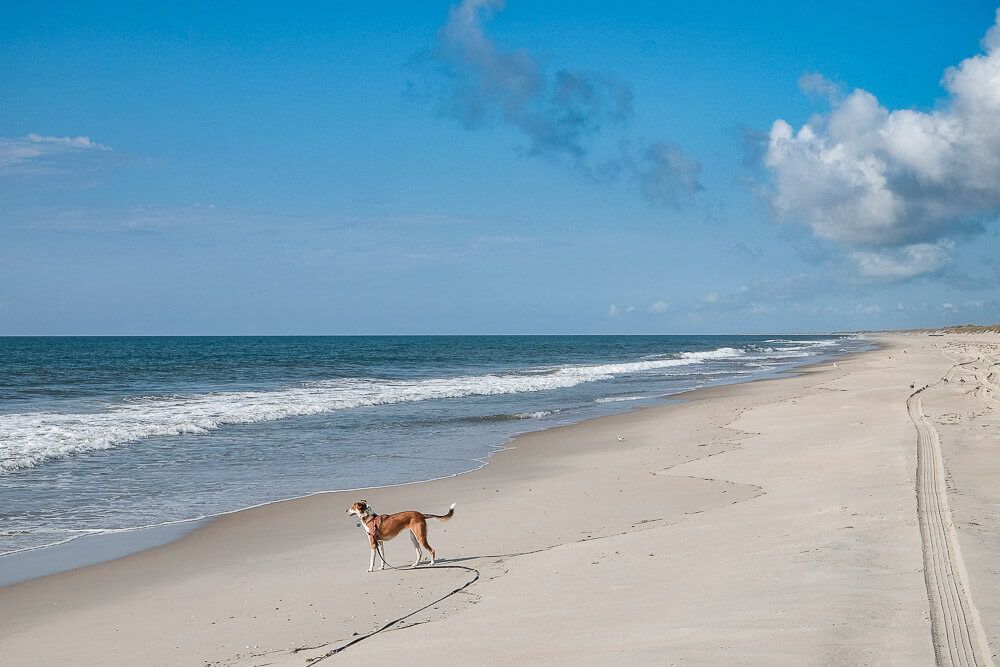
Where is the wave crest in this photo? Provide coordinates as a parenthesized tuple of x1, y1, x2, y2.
(0, 343, 823, 472)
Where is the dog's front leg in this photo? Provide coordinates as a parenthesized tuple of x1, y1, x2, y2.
(368, 546, 376, 573)
(378, 542, 386, 571)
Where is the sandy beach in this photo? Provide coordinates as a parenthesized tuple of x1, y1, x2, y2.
(1, 332, 997, 666)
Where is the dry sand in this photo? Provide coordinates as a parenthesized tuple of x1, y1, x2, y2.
(1, 333, 997, 666)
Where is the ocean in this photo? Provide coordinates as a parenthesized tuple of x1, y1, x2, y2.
(0, 335, 869, 558)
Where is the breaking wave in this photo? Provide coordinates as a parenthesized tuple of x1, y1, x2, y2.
(0, 343, 818, 472)
(595, 395, 648, 403)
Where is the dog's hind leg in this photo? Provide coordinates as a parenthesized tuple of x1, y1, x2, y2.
(409, 531, 422, 567)
(413, 522, 436, 565)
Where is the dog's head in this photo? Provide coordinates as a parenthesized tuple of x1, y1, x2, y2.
(346, 499, 371, 518)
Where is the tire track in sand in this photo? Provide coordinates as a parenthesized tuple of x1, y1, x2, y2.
(908, 369, 993, 666)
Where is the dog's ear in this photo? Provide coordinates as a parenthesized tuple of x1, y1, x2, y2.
(358, 499, 367, 509)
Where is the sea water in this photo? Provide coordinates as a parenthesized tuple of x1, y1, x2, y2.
(0, 335, 869, 557)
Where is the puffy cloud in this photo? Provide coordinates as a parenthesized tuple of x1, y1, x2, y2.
(607, 303, 622, 317)
(0, 133, 111, 174)
(764, 9, 1000, 277)
(986, 14, 1000, 50)
(646, 300, 669, 314)
(429, 0, 700, 205)
(850, 241, 954, 280)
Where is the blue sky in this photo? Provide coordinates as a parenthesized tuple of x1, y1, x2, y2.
(2, 1, 999, 334)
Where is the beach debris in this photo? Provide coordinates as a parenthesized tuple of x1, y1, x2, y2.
(617, 435, 625, 443)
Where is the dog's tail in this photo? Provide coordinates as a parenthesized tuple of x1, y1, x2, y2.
(423, 502, 456, 521)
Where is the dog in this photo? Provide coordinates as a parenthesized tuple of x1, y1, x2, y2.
(346, 500, 455, 572)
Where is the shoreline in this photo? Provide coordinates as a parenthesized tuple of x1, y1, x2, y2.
(6, 332, 995, 665)
(0, 343, 864, 588)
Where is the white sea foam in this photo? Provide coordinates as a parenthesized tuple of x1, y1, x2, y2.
(515, 410, 552, 419)
(0, 344, 793, 472)
(765, 339, 839, 348)
(678, 346, 743, 360)
(595, 395, 648, 403)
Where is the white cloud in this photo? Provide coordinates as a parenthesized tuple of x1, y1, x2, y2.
(0, 133, 112, 173)
(798, 72, 842, 102)
(646, 300, 669, 314)
(609, 303, 645, 317)
(850, 240, 954, 279)
(24, 134, 107, 149)
(764, 9, 1000, 277)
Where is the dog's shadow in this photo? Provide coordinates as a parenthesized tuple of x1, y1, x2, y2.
(408, 552, 529, 568)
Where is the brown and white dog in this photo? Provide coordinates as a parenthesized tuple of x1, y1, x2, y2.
(346, 500, 455, 572)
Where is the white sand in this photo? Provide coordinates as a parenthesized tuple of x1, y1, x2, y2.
(1, 333, 997, 665)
